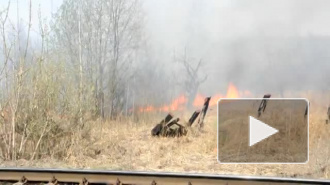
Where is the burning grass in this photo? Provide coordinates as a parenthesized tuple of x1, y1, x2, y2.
(138, 82, 249, 113)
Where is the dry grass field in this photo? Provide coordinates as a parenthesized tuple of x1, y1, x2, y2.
(0, 93, 330, 180)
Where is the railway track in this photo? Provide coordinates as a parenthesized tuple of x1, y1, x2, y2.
(0, 168, 329, 185)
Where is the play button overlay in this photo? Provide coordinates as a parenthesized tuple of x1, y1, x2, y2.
(249, 116, 278, 147)
(217, 98, 309, 164)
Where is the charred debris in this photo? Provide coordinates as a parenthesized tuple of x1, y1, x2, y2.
(151, 97, 211, 137)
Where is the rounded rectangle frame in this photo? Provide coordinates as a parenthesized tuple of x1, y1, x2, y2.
(217, 98, 309, 164)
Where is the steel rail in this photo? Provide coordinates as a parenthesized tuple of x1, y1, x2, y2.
(0, 168, 329, 185)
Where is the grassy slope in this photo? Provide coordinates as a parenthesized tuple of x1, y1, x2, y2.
(0, 98, 329, 179)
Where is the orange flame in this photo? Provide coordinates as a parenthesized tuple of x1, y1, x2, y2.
(226, 82, 239, 98)
(138, 82, 250, 112)
(195, 82, 241, 107)
(169, 95, 187, 111)
(139, 95, 188, 112)
(193, 94, 206, 107)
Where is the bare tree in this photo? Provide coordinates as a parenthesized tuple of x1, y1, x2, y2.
(0, 0, 12, 160)
(0, 0, 32, 160)
(52, 0, 143, 120)
(177, 49, 208, 108)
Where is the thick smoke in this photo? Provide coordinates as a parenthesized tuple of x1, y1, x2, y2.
(2, 0, 330, 98)
(143, 0, 330, 96)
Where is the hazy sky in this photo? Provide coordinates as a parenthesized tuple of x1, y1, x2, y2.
(3, 0, 329, 48)
(0, 0, 63, 32)
(2, 0, 330, 96)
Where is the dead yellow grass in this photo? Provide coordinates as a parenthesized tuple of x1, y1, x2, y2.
(0, 95, 329, 180)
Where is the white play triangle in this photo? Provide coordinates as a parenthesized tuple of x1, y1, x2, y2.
(249, 116, 278, 147)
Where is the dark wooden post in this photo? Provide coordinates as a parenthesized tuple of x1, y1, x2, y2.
(258, 94, 271, 117)
(188, 110, 200, 126)
(304, 102, 310, 118)
(327, 106, 330, 120)
(198, 97, 211, 129)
